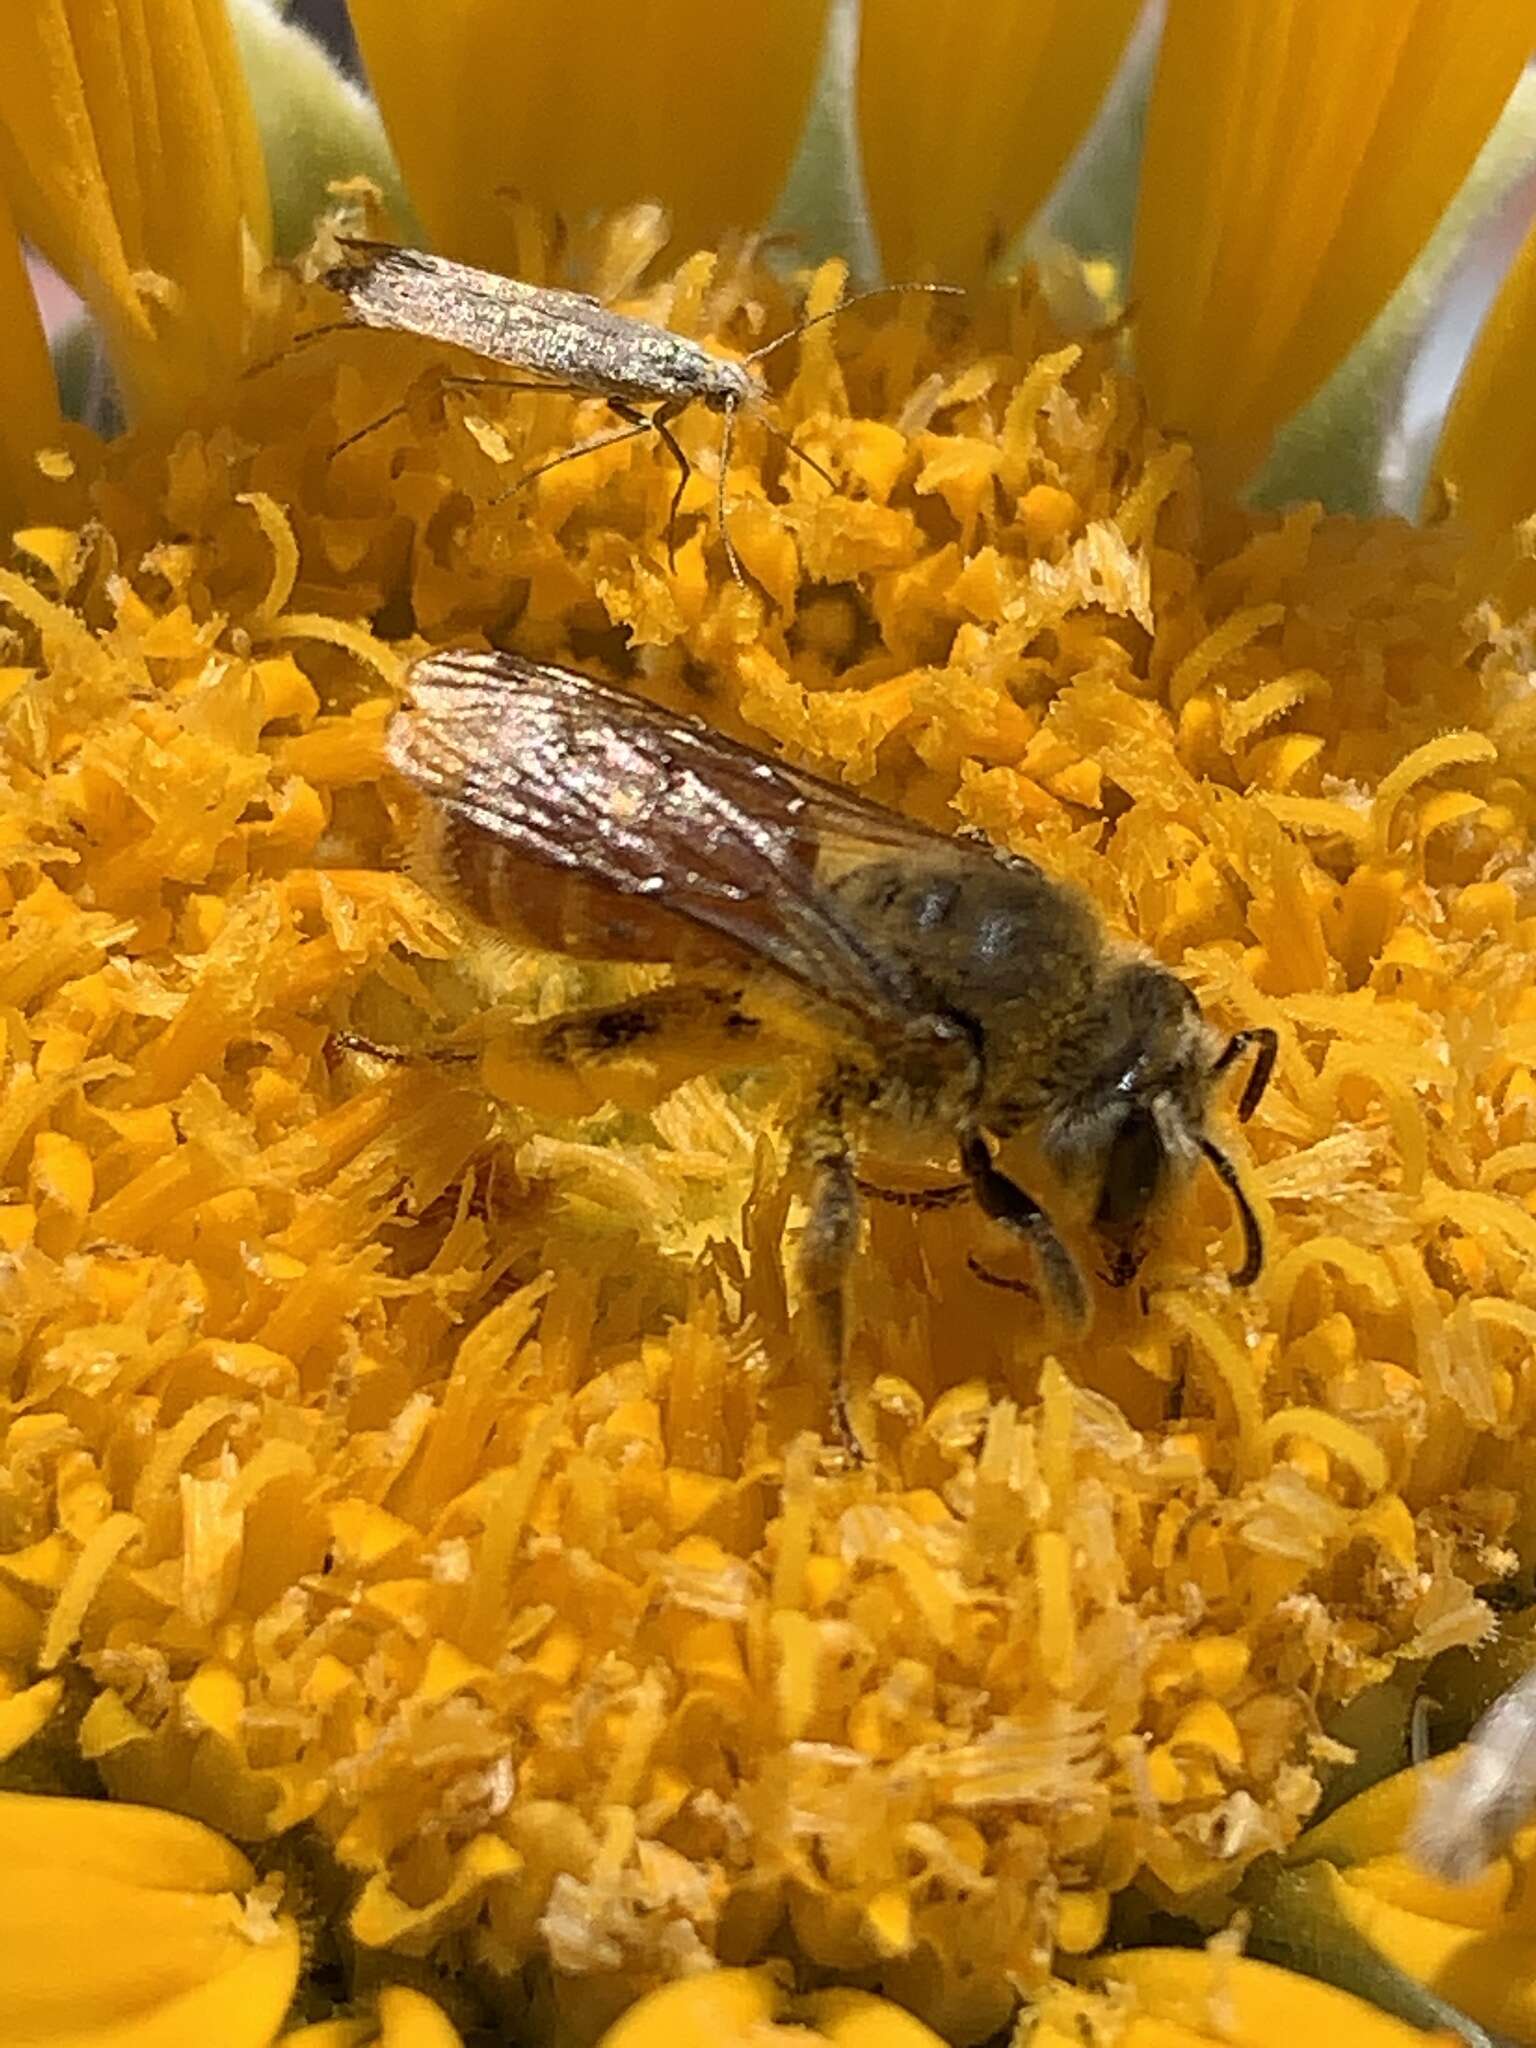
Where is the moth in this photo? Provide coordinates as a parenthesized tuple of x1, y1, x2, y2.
(319, 240, 960, 579)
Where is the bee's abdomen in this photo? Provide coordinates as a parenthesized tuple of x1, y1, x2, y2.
(424, 812, 741, 967)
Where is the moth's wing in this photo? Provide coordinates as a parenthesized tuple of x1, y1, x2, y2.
(328, 240, 603, 314)
(388, 648, 980, 1031)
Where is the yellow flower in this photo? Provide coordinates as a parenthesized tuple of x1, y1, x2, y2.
(1132, 1, 1531, 471)
(1434, 217, 1536, 569)
(855, 0, 1142, 286)
(0, 1789, 299, 2045)
(1034, 1946, 1463, 2048)
(0, 0, 269, 427)
(4, 5, 1536, 2045)
(1238, 1661, 1536, 2048)
(284, 1985, 466, 2048)
(346, 0, 832, 271)
(592, 1966, 948, 2048)
(0, 176, 61, 530)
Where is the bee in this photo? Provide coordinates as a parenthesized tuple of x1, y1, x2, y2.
(385, 648, 1277, 1446)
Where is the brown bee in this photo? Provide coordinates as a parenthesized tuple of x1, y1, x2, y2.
(385, 649, 1276, 1443)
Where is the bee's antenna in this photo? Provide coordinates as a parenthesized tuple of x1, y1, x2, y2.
(741, 283, 965, 369)
(1212, 1026, 1278, 1122)
(1199, 1137, 1264, 1287)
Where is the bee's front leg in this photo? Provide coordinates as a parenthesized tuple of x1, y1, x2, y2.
(959, 1130, 1088, 1327)
(795, 1080, 865, 1460)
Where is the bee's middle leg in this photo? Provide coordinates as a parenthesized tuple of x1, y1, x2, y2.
(795, 1087, 863, 1458)
(959, 1130, 1087, 1326)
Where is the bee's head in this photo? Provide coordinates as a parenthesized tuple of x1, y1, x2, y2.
(1041, 961, 1275, 1288)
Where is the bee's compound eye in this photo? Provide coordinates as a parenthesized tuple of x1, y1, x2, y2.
(1093, 1107, 1164, 1233)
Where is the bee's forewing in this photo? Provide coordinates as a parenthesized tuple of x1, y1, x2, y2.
(390, 648, 965, 1028)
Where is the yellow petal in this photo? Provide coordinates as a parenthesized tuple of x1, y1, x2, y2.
(0, 0, 271, 419)
(1033, 2019, 1213, 2048)
(797, 1987, 949, 2048)
(857, 0, 1140, 286)
(0, 180, 62, 529)
(347, 0, 829, 270)
(597, 1967, 786, 2048)
(0, 1789, 300, 2048)
(0, 1674, 65, 1759)
(1133, 1, 1529, 468)
(1288, 1755, 1446, 1868)
(596, 1971, 950, 2048)
(1433, 214, 1536, 557)
(1085, 1947, 1462, 2047)
(373, 1987, 465, 2048)
(350, 1831, 521, 1948)
(283, 1987, 464, 2048)
(1312, 1861, 1536, 2046)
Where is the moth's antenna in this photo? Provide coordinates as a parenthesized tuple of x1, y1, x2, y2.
(1199, 1138, 1264, 1287)
(743, 283, 964, 369)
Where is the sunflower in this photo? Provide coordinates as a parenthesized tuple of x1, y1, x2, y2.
(3, 5, 1536, 2046)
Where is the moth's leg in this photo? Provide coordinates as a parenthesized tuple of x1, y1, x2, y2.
(243, 320, 356, 381)
(573, 397, 692, 567)
(795, 1081, 864, 1459)
(492, 409, 658, 502)
(482, 978, 763, 1118)
(959, 1130, 1087, 1326)
(329, 402, 415, 458)
(330, 373, 594, 461)
(717, 400, 743, 585)
(758, 417, 838, 490)
(640, 399, 691, 566)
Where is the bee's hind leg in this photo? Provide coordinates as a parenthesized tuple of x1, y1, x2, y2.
(959, 1130, 1088, 1326)
(795, 1084, 865, 1461)
(329, 1028, 476, 1069)
(483, 978, 761, 1116)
